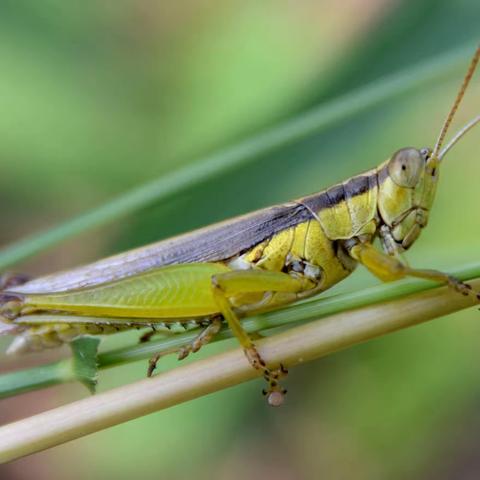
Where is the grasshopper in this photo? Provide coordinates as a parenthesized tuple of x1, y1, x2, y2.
(1, 46, 479, 406)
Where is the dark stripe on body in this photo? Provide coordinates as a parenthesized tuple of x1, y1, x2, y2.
(325, 184, 345, 206)
(301, 172, 378, 212)
(377, 163, 390, 184)
(368, 171, 379, 193)
(344, 175, 370, 200)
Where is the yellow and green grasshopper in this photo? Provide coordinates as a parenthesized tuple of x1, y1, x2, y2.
(1, 46, 479, 406)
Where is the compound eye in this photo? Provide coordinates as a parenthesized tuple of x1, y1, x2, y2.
(388, 148, 424, 188)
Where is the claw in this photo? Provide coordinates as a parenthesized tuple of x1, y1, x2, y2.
(177, 347, 190, 361)
(139, 329, 156, 343)
(266, 389, 286, 407)
(147, 355, 160, 377)
(263, 365, 289, 407)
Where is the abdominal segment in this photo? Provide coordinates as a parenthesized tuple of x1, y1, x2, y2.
(7, 317, 204, 354)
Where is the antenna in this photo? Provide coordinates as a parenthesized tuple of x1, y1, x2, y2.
(439, 114, 480, 160)
(431, 45, 480, 160)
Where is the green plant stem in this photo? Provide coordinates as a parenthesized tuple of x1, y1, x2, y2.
(0, 277, 478, 462)
(0, 359, 74, 396)
(1, 260, 479, 399)
(0, 42, 475, 270)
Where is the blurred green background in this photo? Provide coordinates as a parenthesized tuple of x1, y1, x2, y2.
(1, 1, 480, 478)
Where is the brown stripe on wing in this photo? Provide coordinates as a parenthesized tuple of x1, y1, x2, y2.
(12, 202, 312, 294)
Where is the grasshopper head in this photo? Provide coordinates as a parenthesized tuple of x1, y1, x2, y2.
(377, 45, 480, 254)
(377, 146, 437, 252)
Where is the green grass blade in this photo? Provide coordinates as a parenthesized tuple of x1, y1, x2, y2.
(0, 274, 479, 461)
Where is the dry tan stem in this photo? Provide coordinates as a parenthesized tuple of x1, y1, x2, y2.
(0, 279, 478, 463)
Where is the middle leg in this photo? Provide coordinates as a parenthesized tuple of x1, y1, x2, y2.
(147, 317, 223, 376)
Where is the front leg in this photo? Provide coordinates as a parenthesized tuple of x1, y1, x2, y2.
(211, 269, 316, 406)
(350, 242, 480, 301)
